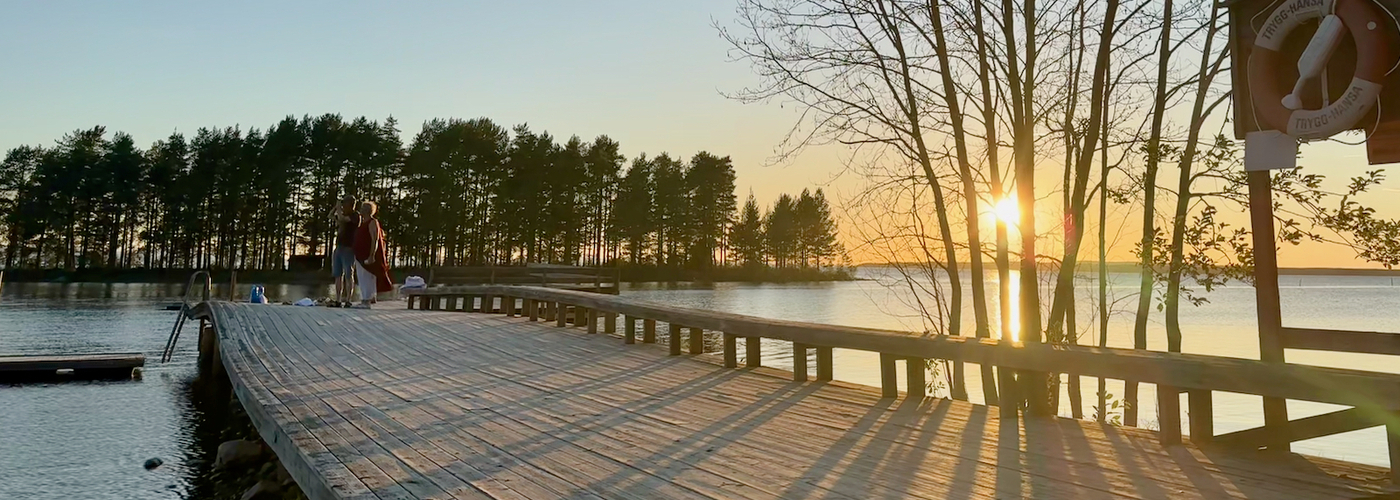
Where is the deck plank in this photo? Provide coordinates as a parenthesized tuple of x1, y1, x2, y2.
(204, 303, 1397, 500)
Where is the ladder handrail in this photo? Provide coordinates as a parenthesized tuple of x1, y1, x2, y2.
(161, 270, 214, 363)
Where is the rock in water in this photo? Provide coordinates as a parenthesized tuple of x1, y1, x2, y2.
(215, 439, 264, 470)
(239, 479, 282, 500)
(143, 457, 163, 470)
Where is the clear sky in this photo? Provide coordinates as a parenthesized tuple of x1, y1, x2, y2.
(1, 1, 1390, 268)
(0, 1, 838, 208)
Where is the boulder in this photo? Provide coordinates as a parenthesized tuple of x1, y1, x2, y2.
(239, 479, 282, 500)
(143, 457, 163, 470)
(215, 439, 264, 470)
(274, 460, 293, 486)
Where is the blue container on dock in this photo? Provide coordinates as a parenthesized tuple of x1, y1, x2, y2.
(250, 285, 266, 304)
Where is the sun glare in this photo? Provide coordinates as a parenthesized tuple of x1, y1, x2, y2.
(993, 198, 1019, 226)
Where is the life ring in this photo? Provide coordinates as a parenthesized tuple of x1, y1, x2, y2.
(1248, 0, 1396, 139)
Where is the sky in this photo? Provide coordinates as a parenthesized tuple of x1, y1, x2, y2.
(0, 1, 838, 202)
(0, 1, 1392, 268)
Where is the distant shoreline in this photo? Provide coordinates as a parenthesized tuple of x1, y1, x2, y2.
(855, 263, 1400, 277)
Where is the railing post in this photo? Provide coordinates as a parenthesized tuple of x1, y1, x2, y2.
(723, 334, 738, 368)
(1189, 389, 1213, 444)
(555, 303, 567, 327)
(907, 357, 926, 399)
(643, 319, 657, 343)
(688, 327, 704, 354)
(745, 337, 760, 367)
(1387, 423, 1400, 484)
(430, 296, 441, 311)
(605, 312, 617, 333)
(880, 353, 898, 398)
(793, 343, 808, 381)
(1159, 386, 1183, 445)
(587, 309, 598, 334)
(624, 316, 636, 344)
(527, 299, 538, 321)
(483, 295, 495, 314)
(816, 347, 833, 381)
(407, 294, 415, 309)
(668, 324, 682, 356)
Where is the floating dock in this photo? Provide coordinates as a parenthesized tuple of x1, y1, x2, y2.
(0, 353, 145, 382)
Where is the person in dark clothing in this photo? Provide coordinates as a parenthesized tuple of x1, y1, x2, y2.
(329, 195, 361, 307)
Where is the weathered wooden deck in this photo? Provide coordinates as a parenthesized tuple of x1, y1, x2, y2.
(198, 302, 1397, 499)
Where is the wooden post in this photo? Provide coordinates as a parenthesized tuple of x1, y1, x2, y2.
(624, 316, 636, 344)
(723, 334, 738, 368)
(407, 293, 415, 309)
(816, 347, 833, 381)
(643, 319, 657, 343)
(688, 327, 704, 354)
(503, 296, 514, 317)
(483, 295, 495, 314)
(544, 301, 555, 321)
(745, 337, 761, 367)
(587, 309, 598, 334)
(668, 324, 682, 356)
(1159, 386, 1182, 445)
(555, 303, 567, 327)
(527, 299, 538, 321)
(1188, 389, 1213, 444)
(880, 353, 898, 398)
(999, 368, 1019, 415)
(793, 343, 808, 381)
(605, 312, 617, 333)
(1249, 170, 1290, 453)
(907, 357, 926, 399)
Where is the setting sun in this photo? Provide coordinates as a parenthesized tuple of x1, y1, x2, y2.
(993, 197, 1019, 226)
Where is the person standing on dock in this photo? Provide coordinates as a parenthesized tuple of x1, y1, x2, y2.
(329, 195, 361, 307)
(352, 201, 394, 309)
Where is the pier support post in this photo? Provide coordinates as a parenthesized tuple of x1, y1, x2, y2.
(816, 347, 833, 381)
(793, 343, 808, 381)
(1159, 386, 1183, 445)
(545, 301, 555, 321)
(556, 303, 568, 327)
(624, 316, 636, 344)
(503, 296, 514, 317)
(907, 358, 926, 400)
(527, 299, 538, 321)
(880, 353, 897, 398)
(688, 327, 704, 354)
(587, 309, 598, 334)
(1189, 389, 1213, 444)
(643, 319, 657, 343)
(745, 337, 761, 367)
(605, 312, 617, 333)
(723, 334, 737, 368)
(668, 324, 682, 356)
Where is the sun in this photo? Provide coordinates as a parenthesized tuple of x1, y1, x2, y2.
(993, 197, 1019, 226)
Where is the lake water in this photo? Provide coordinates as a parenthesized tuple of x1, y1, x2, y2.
(1, 271, 1396, 498)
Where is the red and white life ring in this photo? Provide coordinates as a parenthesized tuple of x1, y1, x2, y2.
(1248, 0, 1397, 139)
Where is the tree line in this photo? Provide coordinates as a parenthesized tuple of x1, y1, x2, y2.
(0, 115, 843, 276)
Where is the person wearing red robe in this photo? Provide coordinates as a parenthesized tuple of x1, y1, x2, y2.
(352, 201, 394, 308)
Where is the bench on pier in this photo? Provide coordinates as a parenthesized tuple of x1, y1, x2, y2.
(402, 285, 1400, 482)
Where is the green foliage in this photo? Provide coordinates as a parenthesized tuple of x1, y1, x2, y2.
(0, 115, 841, 279)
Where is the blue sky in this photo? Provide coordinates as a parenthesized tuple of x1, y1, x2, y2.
(0, 1, 836, 205)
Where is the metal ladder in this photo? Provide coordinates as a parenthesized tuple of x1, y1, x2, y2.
(161, 271, 212, 363)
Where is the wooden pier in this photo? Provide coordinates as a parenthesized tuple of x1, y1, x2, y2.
(188, 286, 1400, 499)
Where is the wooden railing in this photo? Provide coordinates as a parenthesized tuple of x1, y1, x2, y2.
(426, 265, 619, 294)
(403, 285, 1400, 476)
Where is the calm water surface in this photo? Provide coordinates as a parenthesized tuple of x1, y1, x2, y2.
(1, 272, 1396, 498)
